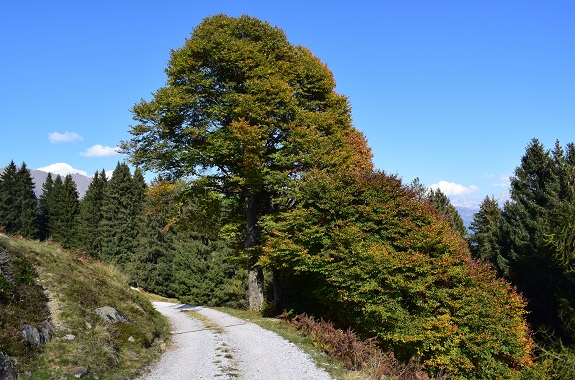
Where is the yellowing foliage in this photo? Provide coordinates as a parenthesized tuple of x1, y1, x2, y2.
(261, 170, 535, 379)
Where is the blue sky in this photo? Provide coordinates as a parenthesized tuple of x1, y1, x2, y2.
(1, 1, 573, 208)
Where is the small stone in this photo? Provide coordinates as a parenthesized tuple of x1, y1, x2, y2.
(128, 336, 135, 342)
(94, 306, 129, 323)
(63, 334, 76, 340)
(85, 321, 92, 329)
(70, 366, 89, 378)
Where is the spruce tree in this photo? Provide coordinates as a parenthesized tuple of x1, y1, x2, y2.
(129, 177, 176, 294)
(47, 175, 79, 248)
(546, 142, 575, 270)
(498, 138, 573, 343)
(469, 196, 506, 273)
(100, 163, 142, 267)
(38, 172, 54, 240)
(15, 163, 39, 238)
(426, 188, 467, 238)
(77, 170, 107, 258)
(0, 161, 19, 233)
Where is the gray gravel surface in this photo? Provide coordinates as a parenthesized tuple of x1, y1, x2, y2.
(138, 302, 333, 380)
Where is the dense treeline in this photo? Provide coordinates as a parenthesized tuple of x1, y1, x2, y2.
(0, 161, 246, 308)
(469, 139, 575, 378)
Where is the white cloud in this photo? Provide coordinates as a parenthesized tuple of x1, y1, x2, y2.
(428, 181, 479, 196)
(80, 144, 121, 157)
(37, 163, 88, 176)
(49, 131, 83, 143)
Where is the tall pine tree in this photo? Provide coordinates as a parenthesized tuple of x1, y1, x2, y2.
(0, 161, 39, 237)
(469, 196, 506, 273)
(498, 138, 575, 343)
(100, 163, 145, 267)
(41, 174, 80, 248)
(38, 173, 54, 240)
(426, 188, 467, 238)
(15, 163, 39, 238)
(77, 170, 107, 258)
(0, 161, 19, 233)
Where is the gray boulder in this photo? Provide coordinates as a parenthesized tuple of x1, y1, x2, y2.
(94, 306, 129, 323)
(20, 324, 41, 346)
(20, 321, 55, 346)
(38, 320, 55, 343)
(0, 351, 18, 379)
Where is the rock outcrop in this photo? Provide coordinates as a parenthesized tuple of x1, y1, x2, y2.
(94, 306, 130, 323)
(0, 351, 18, 380)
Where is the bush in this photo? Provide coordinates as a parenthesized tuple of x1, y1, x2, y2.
(285, 312, 446, 380)
(262, 170, 535, 379)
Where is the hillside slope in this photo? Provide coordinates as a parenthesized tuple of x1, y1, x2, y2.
(0, 234, 169, 379)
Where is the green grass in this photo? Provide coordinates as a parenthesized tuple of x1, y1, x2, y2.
(0, 235, 170, 379)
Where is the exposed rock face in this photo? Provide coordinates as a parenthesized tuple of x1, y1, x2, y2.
(20, 320, 55, 346)
(0, 351, 18, 380)
(94, 306, 130, 323)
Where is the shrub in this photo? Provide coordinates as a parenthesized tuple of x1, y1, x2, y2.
(285, 312, 446, 379)
(262, 170, 535, 379)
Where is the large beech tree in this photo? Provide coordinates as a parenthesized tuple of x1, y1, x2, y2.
(122, 14, 371, 310)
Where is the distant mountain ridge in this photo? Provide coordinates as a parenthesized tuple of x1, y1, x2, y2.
(452, 192, 510, 230)
(0, 167, 92, 198)
(455, 206, 478, 229)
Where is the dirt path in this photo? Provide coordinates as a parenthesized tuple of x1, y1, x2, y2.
(138, 302, 333, 380)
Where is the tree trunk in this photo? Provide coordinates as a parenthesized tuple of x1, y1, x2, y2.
(246, 193, 264, 311)
(272, 269, 285, 314)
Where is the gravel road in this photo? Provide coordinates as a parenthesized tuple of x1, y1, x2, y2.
(138, 302, 333, 380)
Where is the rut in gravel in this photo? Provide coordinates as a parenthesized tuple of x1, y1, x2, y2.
(138, 302, 333, 380)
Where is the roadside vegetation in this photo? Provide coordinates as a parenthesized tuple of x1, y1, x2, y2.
(217, 307, 446, 380)
(0, 235, 169, 379)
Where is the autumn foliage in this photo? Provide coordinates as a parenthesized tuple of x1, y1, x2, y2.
(261, 170, 535, 379)
(120, 14, 538, 378)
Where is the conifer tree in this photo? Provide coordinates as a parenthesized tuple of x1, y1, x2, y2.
(498, 138, 574, 343)
(47, 175, 79, 248)
(546, 142, 575, 270)
(100, 163, 144, 267)
(77, 170, 107, 258)
(469, 196, 506, 273)
(426, 188, 467, 238)
(129, 177, 176, 294)
(0, 161, 19, 233)
(38, 172, 54, 240)
(0, 161, 38, 237)
(15, 163, 39, 238)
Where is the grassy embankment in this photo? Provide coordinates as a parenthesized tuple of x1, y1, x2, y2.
(0, 234, 169, 379)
